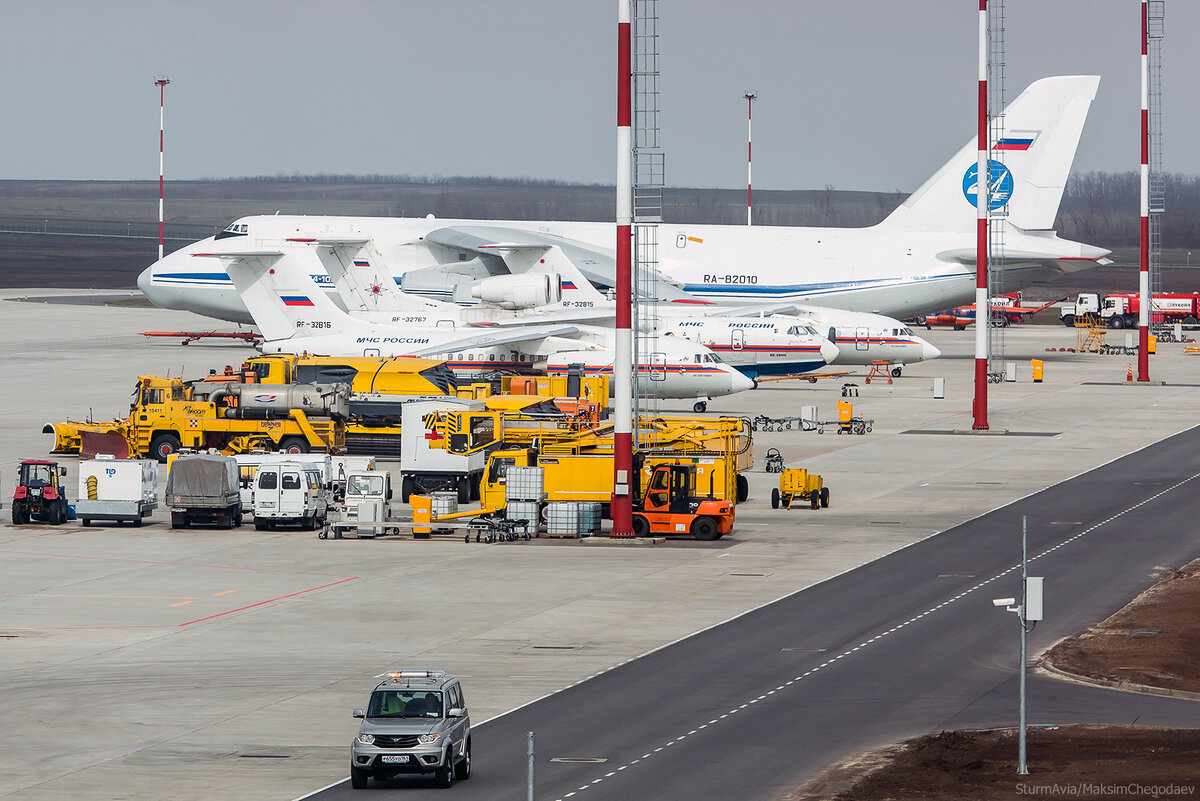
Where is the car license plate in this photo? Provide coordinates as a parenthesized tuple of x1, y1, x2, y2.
(381, 755, 409, 764)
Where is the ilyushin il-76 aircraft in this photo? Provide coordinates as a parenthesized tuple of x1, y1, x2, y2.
(139, 76, 1106, 367)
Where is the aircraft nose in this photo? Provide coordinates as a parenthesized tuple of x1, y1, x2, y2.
(728, 368, 755, 394)
(137, 264, 155, 298)
(820, 340, 840, 364)
(920, 339, 941, 361)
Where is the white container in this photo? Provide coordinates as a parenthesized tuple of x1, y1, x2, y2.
(505, 501, 541, 533)
(505, 466, 545, 502)
(76, 458, 159, 525)
(545, 501, 602, 536)
(431, 492, 459, 517)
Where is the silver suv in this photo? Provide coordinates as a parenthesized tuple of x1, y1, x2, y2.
(350, 670, 472, 789)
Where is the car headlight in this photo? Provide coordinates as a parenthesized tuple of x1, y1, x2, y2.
(356, 734, 375, 745)
(418, 734, 440, 744)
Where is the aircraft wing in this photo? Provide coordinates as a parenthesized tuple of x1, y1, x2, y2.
(404, 324, 585, 358)
(424, 225, 698, 302)
(703, 303, 805, 318)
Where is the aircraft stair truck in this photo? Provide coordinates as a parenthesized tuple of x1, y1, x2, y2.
(630, 461, 735, 541)
(130, 375, 348, 462)
(399, 399, 487, 504)
(165, 454, 243, 529)
(1061, 292, 1200, 329)
(11, 460, 70, 525)
(76, 456, 158, 526)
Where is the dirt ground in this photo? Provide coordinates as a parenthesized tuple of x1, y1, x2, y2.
(794, 727, 1200, 801)
(1042, 559, 1200, 695)
(792, 559, 1200, 800)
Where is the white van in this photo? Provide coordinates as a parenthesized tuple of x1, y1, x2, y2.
(252, 462, 327, 530)
(235, 453, 333, 513)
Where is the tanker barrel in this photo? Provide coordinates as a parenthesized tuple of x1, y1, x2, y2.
(226, 383, 349, 417)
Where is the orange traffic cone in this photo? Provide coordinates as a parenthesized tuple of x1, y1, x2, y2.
(1126, 363, 1133, 382)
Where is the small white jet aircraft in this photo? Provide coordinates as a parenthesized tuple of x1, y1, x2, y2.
(139, 76, 1108, 331)
(212, 250, 754, 409)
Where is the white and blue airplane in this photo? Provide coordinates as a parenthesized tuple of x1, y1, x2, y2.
(139, 76, 1102, 365)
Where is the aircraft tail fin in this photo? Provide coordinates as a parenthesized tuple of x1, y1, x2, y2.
(309, 238, 440, 314)
(879, 75, 1099, 232)
(217, 251, 364, 341)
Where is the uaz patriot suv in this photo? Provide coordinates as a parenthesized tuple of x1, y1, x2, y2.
(350, 670, 471, 789)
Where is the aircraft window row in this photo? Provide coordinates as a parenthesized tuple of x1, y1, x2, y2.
(890, 328, 916, 336)
(222, 223, 249, 233)
(694, 353, 723, 363)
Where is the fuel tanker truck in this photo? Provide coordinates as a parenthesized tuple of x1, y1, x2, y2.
(46, 375, 348, 462)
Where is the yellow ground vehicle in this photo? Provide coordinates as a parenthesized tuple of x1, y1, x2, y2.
(632, 462, 734, 540)
(771, 468, 829, 510)
(56, 376, 347, 463)
(443, 410, 751, 513)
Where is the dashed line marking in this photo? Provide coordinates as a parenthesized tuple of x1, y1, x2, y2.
(548, 471, 1200, 801)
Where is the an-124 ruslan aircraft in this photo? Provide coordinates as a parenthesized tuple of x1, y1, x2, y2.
(139, 75, 1103, 367)
(212, 249, 754, 410)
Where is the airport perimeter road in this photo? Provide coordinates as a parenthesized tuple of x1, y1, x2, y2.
(308, 425, 1200, 801)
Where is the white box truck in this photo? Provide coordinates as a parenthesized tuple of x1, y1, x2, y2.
(76, 457, 158, 526)
(400, 400, 485, 503)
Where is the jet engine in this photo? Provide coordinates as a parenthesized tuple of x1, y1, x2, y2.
(470, 274, 562, 310)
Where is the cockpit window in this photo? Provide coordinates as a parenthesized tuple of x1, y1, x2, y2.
(902, 327, 914, 336)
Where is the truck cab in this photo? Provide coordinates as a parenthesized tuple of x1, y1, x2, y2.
(632, 463, 733, 541)
(252, 462, 327, 530)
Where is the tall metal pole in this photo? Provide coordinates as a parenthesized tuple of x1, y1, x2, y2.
(527, 731, 535, 801)
(744, 91, 757, 226)
(155, 76, 170, 262)
(1019, 515, 1029, 774)
(611, 0, 635, 537)
(972, 0, 990, 430)
(1138, 0, 1151, 382)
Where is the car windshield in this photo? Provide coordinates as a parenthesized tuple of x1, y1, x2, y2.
(348, 474, 384, 497)
(367, 689, 444, 718)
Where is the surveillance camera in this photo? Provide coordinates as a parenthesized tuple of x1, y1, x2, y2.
(993, 597, 1016, 607)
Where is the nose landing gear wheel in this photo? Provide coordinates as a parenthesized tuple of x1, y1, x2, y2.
(693, 400, 708, 413)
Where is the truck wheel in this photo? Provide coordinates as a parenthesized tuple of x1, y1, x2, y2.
(350, 766, 369, 789)
(632, 515, 650, 537)
(736, 474, 749, 503)
(401, 476, 414, 503)
(150, 433, 181, 463)
(81, 518, 91, 527)
(457, 476, 471, 505)
(12, 502, 29, 525)
(277, 436, 310, 455)
(820, 487, 830, 508)
(436, 749, 455, 788)
(1062, 315, 1075, 327)
(810, 492, 820, 510)
(691, 516, 720, 541)
(771, 488, 780, 509)
(255, 519, 268, 531)
(1109, 316, 1125, 329)
(233, 508, 243, 527)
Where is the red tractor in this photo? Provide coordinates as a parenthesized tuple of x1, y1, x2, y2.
(12, 460, 70, 525)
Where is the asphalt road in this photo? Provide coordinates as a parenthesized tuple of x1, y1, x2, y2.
(307, 425, 1200, 801)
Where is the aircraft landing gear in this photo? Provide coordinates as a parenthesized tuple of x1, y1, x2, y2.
(693, 400, 708, 413)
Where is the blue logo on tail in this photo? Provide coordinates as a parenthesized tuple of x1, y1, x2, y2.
(962, 160, 1013, 211)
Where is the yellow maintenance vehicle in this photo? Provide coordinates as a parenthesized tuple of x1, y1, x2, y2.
(49, 375, 348, 463)
(771, 468, 829, 510)
(431, 409, 752, 514)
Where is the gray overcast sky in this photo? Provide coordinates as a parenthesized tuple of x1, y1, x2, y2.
(3, 1, 1195, 192)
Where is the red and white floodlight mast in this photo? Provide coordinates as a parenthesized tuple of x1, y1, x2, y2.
(972, 0, 989, 430)
(1138, 0, 1151, 382)
(745, 91, 757, 226)
(155, 76, 170, 262)
(611, 0, 635, 537)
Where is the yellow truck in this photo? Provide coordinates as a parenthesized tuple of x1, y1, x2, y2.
(50, 375, 347, 463)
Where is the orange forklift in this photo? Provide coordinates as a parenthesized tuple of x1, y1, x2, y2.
(631, 462, 734, 541)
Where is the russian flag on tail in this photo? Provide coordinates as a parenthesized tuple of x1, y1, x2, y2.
(353, 260, 370, 267)
(993, 136, 1035, 151)
(281, 296, 315, 307)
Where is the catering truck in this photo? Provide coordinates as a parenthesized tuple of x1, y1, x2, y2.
(76, 456, 158, 526)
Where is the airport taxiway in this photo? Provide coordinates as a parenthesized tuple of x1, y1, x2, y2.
(1, 290, 1198, 800)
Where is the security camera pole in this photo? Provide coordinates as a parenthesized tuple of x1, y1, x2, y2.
(993, 515, 1043, 775)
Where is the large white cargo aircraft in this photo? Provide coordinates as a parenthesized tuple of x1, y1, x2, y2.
(139, 76, 1106, 331)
